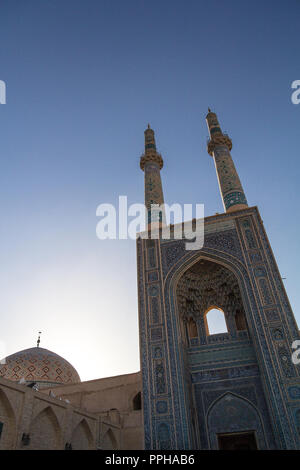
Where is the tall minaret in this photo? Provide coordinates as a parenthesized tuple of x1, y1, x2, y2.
(140, 125, 166, 227)
(206, 109, 248, 213)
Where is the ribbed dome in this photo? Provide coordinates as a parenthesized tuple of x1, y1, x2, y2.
(0, 347, 80, 388)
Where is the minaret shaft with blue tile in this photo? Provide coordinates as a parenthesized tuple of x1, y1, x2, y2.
(206, 109, 248, 212)
(140, 125, 166, 227)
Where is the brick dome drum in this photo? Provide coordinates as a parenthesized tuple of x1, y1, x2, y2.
(0, 347, 80, 387)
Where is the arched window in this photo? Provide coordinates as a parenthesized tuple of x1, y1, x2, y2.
(133, 392, 141, 410)
(187, 317, 198, 338)
(205, 307, 228, 335)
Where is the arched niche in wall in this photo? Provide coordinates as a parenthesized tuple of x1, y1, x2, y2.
(101, 428, 118, 450)
(133, 392, 142, 411)
(176, 258, 246, 341)
(206, 392, 266, 449)
(0, 388, 16, 450)
(71, 418, 94, 450)
(29, 406, 61, 450)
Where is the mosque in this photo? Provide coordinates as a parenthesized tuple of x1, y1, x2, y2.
(0, 110, 300, 450)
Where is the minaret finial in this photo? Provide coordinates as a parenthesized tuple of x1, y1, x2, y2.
(206, 110, 248, 213)
(208, 107, 211, 113)
(37, 331, 42, 348)
(142, 124, 159, 155)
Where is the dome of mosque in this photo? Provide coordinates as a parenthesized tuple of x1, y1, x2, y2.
(0, 346, 80, 388)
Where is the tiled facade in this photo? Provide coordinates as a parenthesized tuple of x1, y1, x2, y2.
(137, 113, 300, 450)
(137, 208, 300, 449)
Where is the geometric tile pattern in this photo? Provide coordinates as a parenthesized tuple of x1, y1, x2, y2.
(138, 117, 300, 449)
(0, 347, 80, 385)
(138, 206, 300, 449)
(206, 110, 248, 212)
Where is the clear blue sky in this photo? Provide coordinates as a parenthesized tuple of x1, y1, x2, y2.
(0, 0, 299, 381)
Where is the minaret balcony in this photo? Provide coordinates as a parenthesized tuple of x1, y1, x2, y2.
(140, 152, 164, 171)
(207, 134, 232, 156)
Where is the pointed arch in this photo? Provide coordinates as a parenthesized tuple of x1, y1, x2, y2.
(137, 240, 289, 449)
(29, 405, 62, 450)
(167, 251, 252, 342)
(0, 388, 16, 449)
(101, 428, 118, 450)
(161, 249, 258, 448)
(132, 391, 142, 411)
(206, 391, 261, 417)
(71, 418, 94, 450)
(0, 388, 15, 421)
(129, 390, 142, 411)
(206, 392, 266, 449)
(166, 251, 247, 303)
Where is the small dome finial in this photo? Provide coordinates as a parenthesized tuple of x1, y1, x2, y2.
(147, 123, 151, 129)
(37, 331, 42, 348)
(208, 107, 211, 113)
